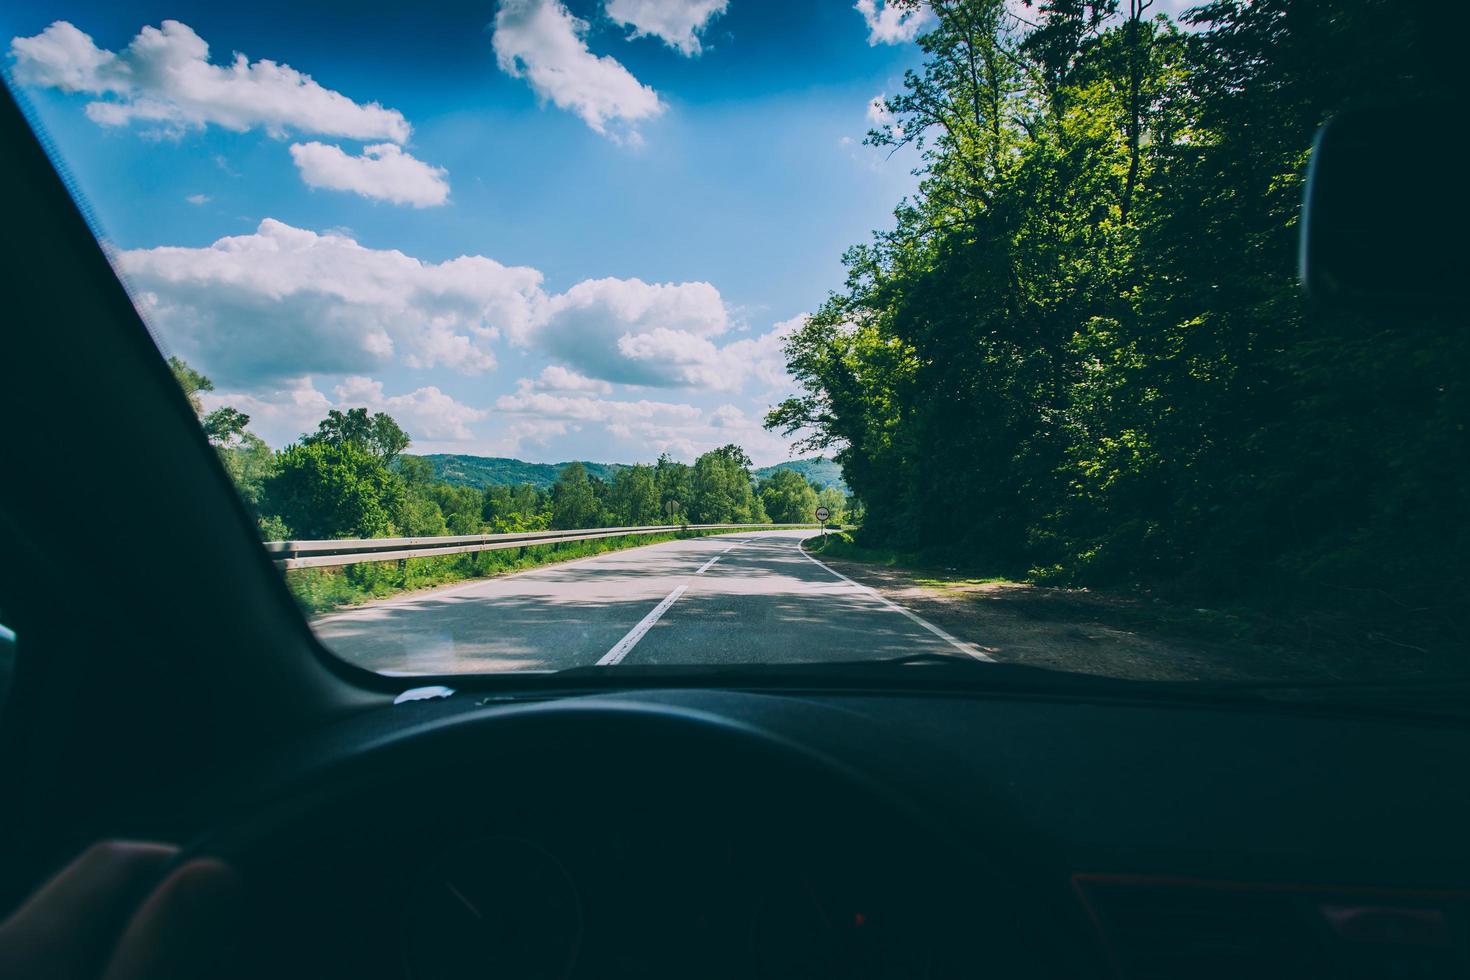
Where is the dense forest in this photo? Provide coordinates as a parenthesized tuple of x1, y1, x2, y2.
(421, 455, 626, 491)
(418, 453, 846, 494)
(171, 358, 845, 543)
(766, 0, 1466, 653)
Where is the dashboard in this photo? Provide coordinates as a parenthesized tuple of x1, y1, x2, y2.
(203, 688, 1470, 979)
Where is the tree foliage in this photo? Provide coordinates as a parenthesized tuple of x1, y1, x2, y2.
(760, 468, 820, 525)
(304, 408, 411, 463)
(767, 0, 1465, 650)
(263, 441, 405, 539)
(164, 359, 811, 549)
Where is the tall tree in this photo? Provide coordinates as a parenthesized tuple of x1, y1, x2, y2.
(611, 464, 661, 525)
(305, 408, 411, 463)
(550, 461, 601, 530)
(262, 441, 405, 539)
(759, 468, 820, 525)
(167, 356, 213, 415)
(767, 0, 1465, 652)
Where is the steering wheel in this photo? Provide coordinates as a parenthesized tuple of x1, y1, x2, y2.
(180, 696, 1039, 979)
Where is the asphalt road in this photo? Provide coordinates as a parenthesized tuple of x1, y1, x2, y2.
(315, 530, 989, 674)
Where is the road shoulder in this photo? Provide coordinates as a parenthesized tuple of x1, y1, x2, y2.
(800, 540, 1335, 683)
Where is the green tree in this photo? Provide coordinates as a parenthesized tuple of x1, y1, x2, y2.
(767, 0, 1467, 653)
(262, 441, 405, 539)
(654, 453, 693, 523)
(610, 464, 661, 525)
(759, 468, 820, 525)
(482, 483, 550, 532)
(690, 445, 764, 523)
(305, 407, 411, 462)
(166, 356, 283, 534)
(218, 432, 275, 509)
(167, 356, 213, 415)
(815, 486, 847, 526)
(395, 455, 436, 488)
(201, 406, 251, 446)
(550, 461, 601, 530)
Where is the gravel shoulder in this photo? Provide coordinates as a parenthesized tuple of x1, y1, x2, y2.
(808, 547, 1359, 683)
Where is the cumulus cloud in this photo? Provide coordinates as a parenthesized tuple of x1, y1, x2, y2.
(495, 390, 702, 425)
(9, 20, 411, 141)
(867, 93, 893, 126)
(200, 376, 485, 446)
(116, 217, 785, 392)
(491, 387, 794, 462)
(518, 365, 614, 395)
(605, 0, 729, 56)
(332, 377, 487, 440)
(185, 193, 210, 205)
(289, 142, 450, 207)
(528, 277, 729, 385)
(117, 219, 543, 384)
(613, 313, 803, 393)
(198, 377, 331, 446)
(865, 92, 903, 139)
(491, 0, 664, 141)
(853, 0, 935, 44)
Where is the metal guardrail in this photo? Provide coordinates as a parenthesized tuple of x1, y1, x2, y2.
(265, 524, 807, 570)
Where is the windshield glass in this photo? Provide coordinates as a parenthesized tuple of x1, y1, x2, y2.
(6, 1, 1461, 684)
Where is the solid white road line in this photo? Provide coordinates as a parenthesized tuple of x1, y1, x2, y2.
(597, 585, 688, 666)
(797, 540, 996, 662)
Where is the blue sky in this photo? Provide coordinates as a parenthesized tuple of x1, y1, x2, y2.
(3, 0, 1189, 465)
(2, 0, 937, 465)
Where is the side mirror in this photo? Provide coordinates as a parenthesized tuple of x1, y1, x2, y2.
(1300, 106, 1465, 312)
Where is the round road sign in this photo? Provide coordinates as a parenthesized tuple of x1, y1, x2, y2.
(815, 507, 831, 522)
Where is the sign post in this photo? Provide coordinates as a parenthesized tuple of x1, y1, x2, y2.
(815, 506, 831, 542)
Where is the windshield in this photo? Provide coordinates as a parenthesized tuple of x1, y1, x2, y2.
(5, 1, 1461, 686)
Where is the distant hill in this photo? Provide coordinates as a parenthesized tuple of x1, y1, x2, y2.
(419, 453, 846, 493)
(753, 457, 847, 493)
(421, 454, 625, 489)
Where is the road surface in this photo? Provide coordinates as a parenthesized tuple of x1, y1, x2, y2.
(315, 530, 989, 673)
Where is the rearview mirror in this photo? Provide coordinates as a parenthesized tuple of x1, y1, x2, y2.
(1300, 106, 1465, 312)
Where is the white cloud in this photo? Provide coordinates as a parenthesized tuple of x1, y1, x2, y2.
(519, 365, 614, 395)
(866, 92, 903, 139)
(118, 219, 543, 384)
(491, 0, 664, 141)
(9, 20, 411, 142)
(867, 93, 893, 126)
(495, 390, 702, 425)
(332, 377, 487, 440)
(197, 377, 331, 446)
(613, 313, 803, 394)
(289, 142, 450, 207)
(185, 193, 210, 205)
(854, 0, 935, 44)
(605, 0, 729, 56)
(491, 388, 790, 463)
(114, 215, 806, 461)
(527, 277, 729, 385)
(118, 216, 802, 420)
(200, 376, 486, 446)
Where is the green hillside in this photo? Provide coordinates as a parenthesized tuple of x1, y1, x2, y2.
(419, 454, 625, 489)
(752, 457, 847, 492)
(418, 453, 846, 493)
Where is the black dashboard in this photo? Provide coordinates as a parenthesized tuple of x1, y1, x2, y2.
(195, 687, 1470, 979)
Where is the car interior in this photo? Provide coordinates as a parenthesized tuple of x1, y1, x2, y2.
(2, 37, 1468, 980)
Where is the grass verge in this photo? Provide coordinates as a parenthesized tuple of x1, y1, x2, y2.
(290, 526, 792, 616)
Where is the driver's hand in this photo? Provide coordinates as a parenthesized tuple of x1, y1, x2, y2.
(0, 841, 239, 980)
